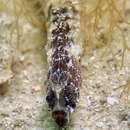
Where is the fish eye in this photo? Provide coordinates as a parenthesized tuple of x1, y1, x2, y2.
(46, 90, 57, 109)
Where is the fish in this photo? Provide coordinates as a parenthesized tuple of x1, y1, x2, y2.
(45, 3, 82, 128)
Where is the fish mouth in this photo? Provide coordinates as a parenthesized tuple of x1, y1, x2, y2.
(52, 110, 69, 127)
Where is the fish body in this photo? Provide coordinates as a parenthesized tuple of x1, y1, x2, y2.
(46, 3, 81, 127)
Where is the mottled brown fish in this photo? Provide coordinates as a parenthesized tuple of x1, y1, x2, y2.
(46, 4, 82, 127)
